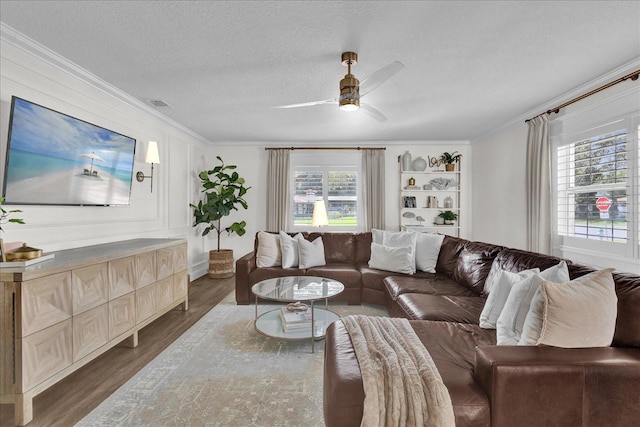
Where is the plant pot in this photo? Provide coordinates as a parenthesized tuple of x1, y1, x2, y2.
(445, 164, 456, 172)
(444, 220, 454, 225)
(208, 249, 234, 279)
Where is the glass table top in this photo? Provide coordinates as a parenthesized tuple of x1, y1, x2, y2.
(251, 276, 344, 302)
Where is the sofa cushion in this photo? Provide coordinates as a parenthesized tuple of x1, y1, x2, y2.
(486, 248, 566, 294)
(354, 232, 373, 264)
(479, 268, 539, 329)
(298, 236, 326, 269)
(520, 268, 617, 348)
(256, 231, 281, 267)
(413, 232, 445, 273)
(384, 275, 478, 301)
(309, 232, 355, 264)
(611, 271, 640, 348)
(397, 294, 485, 323)
(496, 261, 570, 345)
(368, 242, 415, 274)
(280, 231, 303, 268)
(452, 242, 503, 295)
(436, 236, 467, 277)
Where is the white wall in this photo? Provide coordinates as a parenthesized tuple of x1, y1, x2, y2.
(188, 142, 473, 275)
(471, 122, 528, 249)
(0, 26, 211, 279)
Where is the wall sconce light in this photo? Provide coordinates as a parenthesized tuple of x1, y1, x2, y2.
(311, 200, 329, 227)
(136, 141, 160, 192)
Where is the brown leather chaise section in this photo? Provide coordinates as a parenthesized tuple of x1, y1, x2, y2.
(324, 320, 495, 427)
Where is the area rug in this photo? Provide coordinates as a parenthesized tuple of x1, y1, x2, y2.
(76, 293, 387, 427)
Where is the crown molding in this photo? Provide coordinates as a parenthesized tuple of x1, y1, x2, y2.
(0, 22, 211, 145)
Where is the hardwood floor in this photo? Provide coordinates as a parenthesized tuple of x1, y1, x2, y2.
(0, 275, 235, 426)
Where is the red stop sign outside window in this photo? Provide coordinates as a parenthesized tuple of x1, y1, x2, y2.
(595, 197, 611, 212)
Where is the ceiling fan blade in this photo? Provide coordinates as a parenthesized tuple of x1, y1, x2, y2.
(360, 61, 405, 97)
(272, 98, 337, 109)
(359, 103, 387, 122)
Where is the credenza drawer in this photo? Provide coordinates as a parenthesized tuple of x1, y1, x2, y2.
(109, 292, 136, 339)
(19, 319, 72, 391)
(20, 272, 72, 338)
(108, 257, 136, 299)
(73, 303, 108, 361)
(72, 263, 109, 315)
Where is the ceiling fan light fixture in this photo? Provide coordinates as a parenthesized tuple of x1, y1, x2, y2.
(339, 100, 359, 111)
(339, 72, 360, 111)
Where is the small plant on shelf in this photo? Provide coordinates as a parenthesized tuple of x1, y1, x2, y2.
(441, 151, 462, 171)
(0, 196, 24, 232)
(438, 210, 458, 225)
(0, 195, 25, 262)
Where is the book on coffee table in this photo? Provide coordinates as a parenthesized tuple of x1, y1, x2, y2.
(280, 307, 312, 332)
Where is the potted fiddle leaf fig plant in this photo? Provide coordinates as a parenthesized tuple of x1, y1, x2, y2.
(441, 151, 462, 171)
(0, 196, 25, 262)
(190, 156, 250, 279)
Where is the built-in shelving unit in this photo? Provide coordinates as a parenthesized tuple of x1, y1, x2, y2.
(399, 159, 461, 237)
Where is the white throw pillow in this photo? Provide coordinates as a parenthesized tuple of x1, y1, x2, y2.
(256, 231, 281, 268)
(372, 228, 385, 245)
(412, 232, 444, 273)
(479, 268, 539, 329)
(279, 232, 303, 268)
(537, 268, 617, 348)
(298, 237, 326, 269)
(368, 242, 415, 275)
(382, 231, 417, 274)
(517, 261, 573, 345)
(483, 259, 502, 295)
(496, 261, 569, 345)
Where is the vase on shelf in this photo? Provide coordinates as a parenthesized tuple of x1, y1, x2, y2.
(402, 151, 412, 171)
(445, 163, 456, 172)
(444, 196, 453, 209)
(412, 157, 427, 171)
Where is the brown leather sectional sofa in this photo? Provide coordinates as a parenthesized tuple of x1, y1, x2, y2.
(235, 231, 438, 306)
(235, 231, 640, 426)
(325, 235, 640, 427)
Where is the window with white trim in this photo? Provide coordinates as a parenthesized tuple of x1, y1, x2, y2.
(556, 129, 628, 242)
(551, 84, 639, 273)
(290, 151, 361, 232)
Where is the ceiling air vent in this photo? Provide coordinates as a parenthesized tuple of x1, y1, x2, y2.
(145, 99, 172, 108)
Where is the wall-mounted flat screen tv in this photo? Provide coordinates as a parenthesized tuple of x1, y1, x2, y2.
(2, 96, 136, 206)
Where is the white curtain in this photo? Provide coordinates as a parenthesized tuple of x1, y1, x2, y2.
(361, 149, 385, 231)
(526, 114, 551, 254)
(266, 149, 290, 231)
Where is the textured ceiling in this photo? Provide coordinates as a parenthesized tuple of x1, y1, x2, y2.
(1, 1, 639, 143)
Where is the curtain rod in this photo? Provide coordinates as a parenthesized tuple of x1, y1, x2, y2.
(264, 146, 386, 151)
(526, 69, 640, 123)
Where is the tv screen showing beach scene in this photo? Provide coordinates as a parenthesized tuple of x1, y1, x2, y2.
(2, 96, 136, 206)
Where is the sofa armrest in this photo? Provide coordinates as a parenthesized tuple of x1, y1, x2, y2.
(235, 251, 256, 305)
(474, 345, 640, 427)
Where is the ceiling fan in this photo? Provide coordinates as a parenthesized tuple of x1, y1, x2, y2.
(273, 52, 404, 122)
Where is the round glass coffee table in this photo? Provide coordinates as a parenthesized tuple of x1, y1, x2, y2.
(251, 276, 344, 353)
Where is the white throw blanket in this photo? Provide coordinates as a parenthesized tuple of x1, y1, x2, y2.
(341, 315, 455, 427)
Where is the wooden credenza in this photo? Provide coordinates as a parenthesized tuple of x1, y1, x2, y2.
(0, 238, 189, 425)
